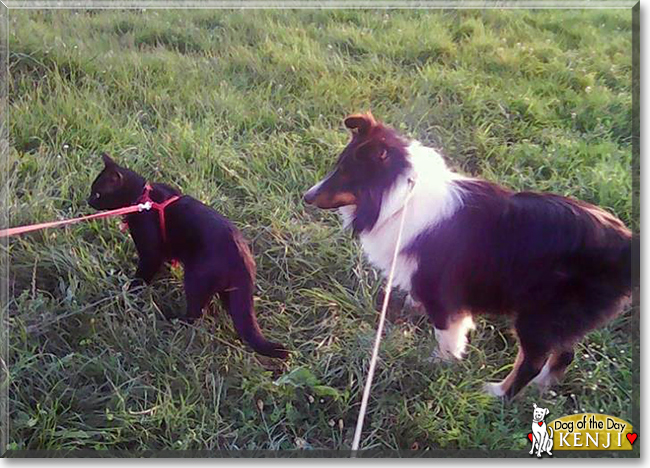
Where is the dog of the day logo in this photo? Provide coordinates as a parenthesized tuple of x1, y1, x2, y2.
(526, 404, 637, 454)
(528, 403, 554, 457)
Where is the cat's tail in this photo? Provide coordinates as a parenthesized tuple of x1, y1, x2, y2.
(221, 284, 288, 359)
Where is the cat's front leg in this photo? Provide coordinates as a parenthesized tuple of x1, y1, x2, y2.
(129, 222, 164, 287)
(129, 261, 160, 291)
(133, 252, 163, 285)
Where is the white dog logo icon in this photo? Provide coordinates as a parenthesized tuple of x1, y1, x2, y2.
(529, 403, 554, 457)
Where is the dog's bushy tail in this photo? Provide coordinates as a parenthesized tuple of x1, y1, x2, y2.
(571, 233, 637, 293)
(609, 233, 638, 291)
(628, 234, 640, 289)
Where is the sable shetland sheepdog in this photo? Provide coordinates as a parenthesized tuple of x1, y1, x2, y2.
(304, 112, 633, 399)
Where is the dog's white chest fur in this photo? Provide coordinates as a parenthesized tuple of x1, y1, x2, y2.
(360, 230, 418, 291)
(343, 141, 466, 293)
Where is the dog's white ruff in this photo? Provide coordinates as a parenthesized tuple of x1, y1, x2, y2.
(342, 141, 466, 292)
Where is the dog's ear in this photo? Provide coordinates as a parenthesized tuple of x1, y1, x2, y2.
(344, 112, 376, 135)
(356, 138, 388, 162)
(102, 153, 116, 167)
(533, 403, 537, 409)
(545, 409, 549, 416)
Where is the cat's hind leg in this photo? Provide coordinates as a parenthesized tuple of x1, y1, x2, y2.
(183, 267, 217, 323)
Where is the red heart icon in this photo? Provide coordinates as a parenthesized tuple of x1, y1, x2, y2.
(626, 433, 637, 445)
(527, 433, 533, 442)
(538, 421, 543, 426)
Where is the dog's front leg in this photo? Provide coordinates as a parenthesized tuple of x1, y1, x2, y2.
(432, 314, 475, 360)
(529, 440, 536, 455)
(536, 433, 546, 458)
(530, 433, 543, 457)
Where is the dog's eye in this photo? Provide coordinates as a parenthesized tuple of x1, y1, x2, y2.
(94, 192, 101, 199)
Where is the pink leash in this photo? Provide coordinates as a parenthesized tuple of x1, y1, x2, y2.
(0, 203, 153, 238)
(0, 184, 181, 240)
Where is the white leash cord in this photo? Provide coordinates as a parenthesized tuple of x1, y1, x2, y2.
(351, 178, 416, 453)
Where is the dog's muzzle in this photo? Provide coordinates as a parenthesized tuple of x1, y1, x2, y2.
(303, 182, 322, 205)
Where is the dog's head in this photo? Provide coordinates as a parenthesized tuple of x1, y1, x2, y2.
(532, 403, 550, 423)
(88, 154, 145, 210)
(303, 113, 410, 233)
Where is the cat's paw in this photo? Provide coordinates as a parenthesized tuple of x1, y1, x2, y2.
(261, 342, 290, 359)
(127, 278, 146, 292)
(178, 315, 199, 325)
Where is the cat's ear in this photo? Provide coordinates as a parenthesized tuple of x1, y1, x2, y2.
(102, 153, 116, 167)
(107, 168, 123, 185)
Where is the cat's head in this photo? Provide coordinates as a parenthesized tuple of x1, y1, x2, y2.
(88, 154, 146, 210)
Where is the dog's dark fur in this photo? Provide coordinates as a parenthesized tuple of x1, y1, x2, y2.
(89, 154, 287, 358)
(305, 114, 633, 399)
(408, 178, 632, 397)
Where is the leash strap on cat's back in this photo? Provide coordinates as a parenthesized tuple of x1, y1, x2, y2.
(153, 196, 181, 244)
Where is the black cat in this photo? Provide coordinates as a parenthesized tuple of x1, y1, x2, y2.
(88, 154, 288, 358)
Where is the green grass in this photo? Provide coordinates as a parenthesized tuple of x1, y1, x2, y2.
(3, 9, 637, 453)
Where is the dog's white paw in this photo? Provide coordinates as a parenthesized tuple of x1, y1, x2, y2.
(404, 295, 422, 310)
(431, 346, 456, 362)
(532, 361, 554, 388)
(434, 318, 473, 361)
(483, 382, 506, 398)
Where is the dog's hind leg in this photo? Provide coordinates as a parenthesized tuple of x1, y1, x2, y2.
(485, 348, 524, 398)
(485, 325, 552, 399)
(504, 326, 553, 399)
(546, 429, 554, 455)
(533, 348, 575, 388)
